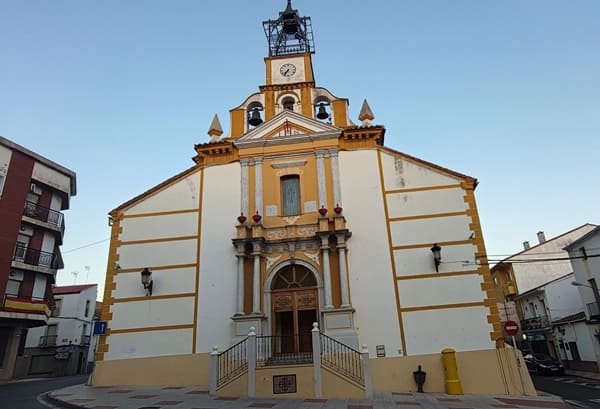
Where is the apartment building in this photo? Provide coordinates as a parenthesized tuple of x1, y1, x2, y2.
(0, 136, 76, 380)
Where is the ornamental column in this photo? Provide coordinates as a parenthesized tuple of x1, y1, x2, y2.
(252, 242, 262, 313)
(320, 236, 333, 309)
(241, 159, 250, 217)
(254, 159, 263, 216)
(330, 150, 342, 207)
(316, 152, 327, 208)
(235, 243, 245, 315)
(337, 233, 351, 307)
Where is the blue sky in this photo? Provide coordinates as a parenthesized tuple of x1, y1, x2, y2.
(1, 1, 598, 299)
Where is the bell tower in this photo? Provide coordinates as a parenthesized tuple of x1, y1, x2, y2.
(228, 1, 350, 138)
(263, 0, 315, 86)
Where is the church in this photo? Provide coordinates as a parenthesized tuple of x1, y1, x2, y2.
(92, 1, 532, 398)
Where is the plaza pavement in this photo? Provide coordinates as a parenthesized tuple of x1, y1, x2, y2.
(43, 383, 569, 409)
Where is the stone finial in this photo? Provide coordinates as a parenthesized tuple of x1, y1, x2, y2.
(358, 99, 375, 126)
(207, 114, 223, 142)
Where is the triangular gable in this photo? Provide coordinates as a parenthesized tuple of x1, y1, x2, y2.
(237, 110, 340, 141)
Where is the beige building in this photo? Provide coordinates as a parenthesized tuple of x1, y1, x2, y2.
(93, 2, 532, 398)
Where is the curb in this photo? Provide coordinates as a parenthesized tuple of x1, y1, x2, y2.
(41, 392, 85, 409)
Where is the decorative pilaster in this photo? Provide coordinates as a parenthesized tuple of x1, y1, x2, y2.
(337, 234, 350, 307)
(236, 244, 245, 315)
(320, 236, 333, 309)
(252, 242, 262, 313)
(254, 159, 263, 216)
(316, 152, 327, 208)
(330, 150, 342, 207)
(241, 160, 250, 217)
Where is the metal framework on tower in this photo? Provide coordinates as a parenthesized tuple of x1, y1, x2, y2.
(263, 0, 315, 56)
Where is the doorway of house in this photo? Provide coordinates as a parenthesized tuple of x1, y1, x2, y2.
(271, 265, 318, 357)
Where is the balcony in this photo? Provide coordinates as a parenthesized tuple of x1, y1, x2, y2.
(2, 294, 51, 317)
(521, 315, 551, 331)
(81, 335, 91, 346)
(24, 201, 64, 228)
(13, 243, 57, 269)
(587, 302, 600, 321)
(39, 335, 57, 347)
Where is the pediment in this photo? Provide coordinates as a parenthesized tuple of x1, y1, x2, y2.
(236, 110, 341, 142)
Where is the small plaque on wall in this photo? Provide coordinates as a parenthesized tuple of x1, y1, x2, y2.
(273, 374, 297, 394)
(376, 345, 386, 357)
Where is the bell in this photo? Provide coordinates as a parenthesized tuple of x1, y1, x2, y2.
(248, 108, 263, 126)
(281, 0, 299, 34)
(316, 103, 329, 120)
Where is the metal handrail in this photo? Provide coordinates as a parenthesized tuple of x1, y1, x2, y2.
(13, 243, 56, 268)
(217, 338, 248, 388)
(320, 332, 364, 386)
(256, 334, 313, 367)
(24, 201, 64, 227)
(521, 315, 550, 330)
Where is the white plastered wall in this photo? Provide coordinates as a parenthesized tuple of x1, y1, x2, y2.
(105, 329, 193, 360)
(380, 150, 492, 353)
(125, 171, 201, 215)
(196, 163, 240, 353)
(338, 149, 402, 357)
(403, 307, 492, 354)
(105, 170, 201, 361)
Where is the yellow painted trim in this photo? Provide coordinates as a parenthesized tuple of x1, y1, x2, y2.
(194, 168, 205, 354)
(301, 87, 312, 117)
(230, 108, 246, 139)
(120, 235, 198, 246)
(97, 217, 123, 361)
(115, 263, 197, 274)
(377, 150, 407, 355)
(122, 208, 198, 219)
(396, 270, 481, 281)
(113, 293, 196, 303)
(265, 58, 272, 85)
(400, 301, 485, 313)
(389, 211, 467, 222)
(385, 184, 462, 195)
(462, 184, 503, 345)
(331, 99, 348, 128)
(110, 324, 194, 335)
(265, 90, 275, 120)
(392, 239, 473, 251)
(303, 54, 314, 83)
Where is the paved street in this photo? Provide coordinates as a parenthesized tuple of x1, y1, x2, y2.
(0, 374, 88, 409)
(532, 374, 600, 408)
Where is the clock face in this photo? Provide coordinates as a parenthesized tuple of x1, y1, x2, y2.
(280, 63, 296, 77)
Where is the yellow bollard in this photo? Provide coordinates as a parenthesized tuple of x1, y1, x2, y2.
(441, 348, 463, 395)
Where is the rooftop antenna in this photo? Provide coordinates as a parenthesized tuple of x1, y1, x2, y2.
(71, 271, 79, 285)
(84, 265, 91, 283)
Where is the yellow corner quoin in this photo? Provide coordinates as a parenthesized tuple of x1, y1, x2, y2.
(442, 348, 464, 395)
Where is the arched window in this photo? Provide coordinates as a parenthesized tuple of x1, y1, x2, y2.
(281, 175, 300, 216)
(272, 265, 317, 290)
(282, 97, 295, 111)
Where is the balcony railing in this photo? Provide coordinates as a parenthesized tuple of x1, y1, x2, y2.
(13, 243, 57, 269)
(24, 201, 64, 228)
(80, 335, 91, 346)
(2, 294, 51, 317)
(521, 315, 550, 331)
(39, 335, 57, 347)
(587, 302, 600, 320)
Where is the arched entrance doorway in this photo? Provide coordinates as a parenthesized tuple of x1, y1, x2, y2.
(271, 264, 318, 354)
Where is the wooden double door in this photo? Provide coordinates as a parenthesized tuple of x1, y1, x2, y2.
(272, 288, 318, 353)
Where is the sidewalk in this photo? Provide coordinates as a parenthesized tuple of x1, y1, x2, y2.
(44, 384, 569, 409)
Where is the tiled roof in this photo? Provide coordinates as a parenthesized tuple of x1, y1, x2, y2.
(552, 311, 586, 325)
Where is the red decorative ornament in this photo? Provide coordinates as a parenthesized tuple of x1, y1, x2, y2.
(334, 204, 343, 214)
(237, 213, 247, 224)
(252, 211, 262, 223)
(318, 206, 328, 216)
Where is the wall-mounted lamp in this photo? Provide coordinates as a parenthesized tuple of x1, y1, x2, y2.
(141, 268, 153, 296)
(430, 243, 442, 272)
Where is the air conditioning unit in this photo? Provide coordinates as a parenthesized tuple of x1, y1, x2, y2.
(30, 183, 42, 195)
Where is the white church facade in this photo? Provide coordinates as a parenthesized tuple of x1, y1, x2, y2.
(92, 1, 532, 398)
